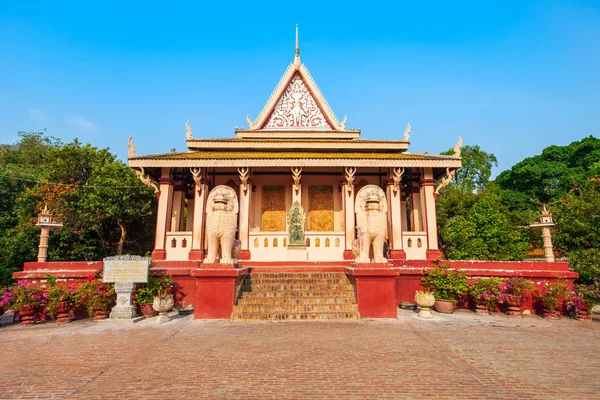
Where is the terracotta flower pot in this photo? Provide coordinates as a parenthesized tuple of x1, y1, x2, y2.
(433, 299, 455, 314)
(505, 294, 523, 316)
(19, 304, 37, 326)
(139, 303, 158, 318)
(543, 308, 560, 319)
(56, 301, 72, 324)
(475, 303, 489, 315)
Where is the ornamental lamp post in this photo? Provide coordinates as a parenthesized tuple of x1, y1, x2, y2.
(36, 205, 63, 263)
(529, 204, 555, 262)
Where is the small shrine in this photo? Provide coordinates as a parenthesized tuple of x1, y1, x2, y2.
(127, 27, 462, 265)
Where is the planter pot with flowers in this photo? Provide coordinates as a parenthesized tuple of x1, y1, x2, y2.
(1, 281, 47, 326)
(421, 264, 468, 314)
(565, 282, 600, 320)
(132, 274, 173, 319)
(468, 277, 505, 315)
(535, 280, 568, 319)
(498, 277, 534, 316)
(149, 273, 175, 323)
(45, 276, 79, 324)
(78, 272, 116, 321)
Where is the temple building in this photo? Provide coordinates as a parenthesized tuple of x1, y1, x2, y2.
(127, 27, 462, 265)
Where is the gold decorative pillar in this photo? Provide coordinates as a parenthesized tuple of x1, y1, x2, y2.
(171, 188, 185, 232)
(189, 168, 209, 261)
(35, 205, 62, 262)
(420, 168, 442, 260)
(238, 167, 252, 260)
(152, 168, 174, 260)
(342, 167, 356, 259)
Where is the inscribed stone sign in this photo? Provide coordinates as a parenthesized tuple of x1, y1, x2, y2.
(103, 255, 150, 283)
(308, 186, 334, 231)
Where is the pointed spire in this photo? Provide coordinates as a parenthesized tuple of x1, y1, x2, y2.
(294, 24, 301, 70)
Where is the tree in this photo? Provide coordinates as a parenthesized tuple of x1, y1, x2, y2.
(495, 136, 600, 203)
(0, 131, 157, 286)
(438, 185, 529, 261)
(441, 144, 498, 193)
(550, 176, 600, 283)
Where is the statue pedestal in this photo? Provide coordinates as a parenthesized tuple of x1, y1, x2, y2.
(286, 248, 308, 261)
(202, 262, 237, 269)
(192, 267, 248, 319)
(345, 264, 399, 318)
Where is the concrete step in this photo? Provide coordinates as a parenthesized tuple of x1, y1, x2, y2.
(244, 278, 350, 285)
(233, 303, 359, 314)
(240, 283, 354, 292)
(237, 296, 357, 306)
(248, 272, 346, 279)
(231, 311, 360, 321)
(239, 290, 356, 298)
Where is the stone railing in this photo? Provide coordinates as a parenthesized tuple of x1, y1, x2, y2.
(250, 232, 288, 260)
(304, 232, 344, 261)
(166, 231, 193, 261)
(402, 231, 427, 260)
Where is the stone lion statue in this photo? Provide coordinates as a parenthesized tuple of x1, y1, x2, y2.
(205, 185, 239, 264)
(354, 185, 388, 263)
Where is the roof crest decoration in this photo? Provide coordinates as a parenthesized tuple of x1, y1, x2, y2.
(246, 26, 346, 131)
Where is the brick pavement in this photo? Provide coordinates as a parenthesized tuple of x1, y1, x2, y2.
(0, 310, 599, 399)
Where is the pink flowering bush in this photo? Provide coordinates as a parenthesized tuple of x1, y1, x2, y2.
(534, 280, 569, 313)
(0, 280, 47, 312)
(468, 277, 506, 312)
(77, 272, 116, 316)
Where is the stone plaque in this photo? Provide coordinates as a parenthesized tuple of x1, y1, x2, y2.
(103, 255, 150, 283)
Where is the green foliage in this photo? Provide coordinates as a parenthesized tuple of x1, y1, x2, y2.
(132, 273, 174, 305)
(534, 280, 569, 312)
(0, 131, 157, 286)
(421, 263, 468, 302)
(495, 136, 600, 203)
(437, 185, 528, 261)
(45, 277, 79, 319)
(441, 144, 498, 193)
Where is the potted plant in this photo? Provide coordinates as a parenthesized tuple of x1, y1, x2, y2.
(468, 277, 505, 315)
(3, 280, 47, 325)
(534, 280, 569, 319)
(498, 277, 534, 316)
(132, 275, 173, 318)
(421, 264, 468, 313)
(78, 273, 116, 320)
(45, 275, 79, 324)
(151, 273, 174, 323)
(414, 290, 435, 319)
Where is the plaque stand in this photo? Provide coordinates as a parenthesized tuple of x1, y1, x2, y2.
(110, 283, 141, 321)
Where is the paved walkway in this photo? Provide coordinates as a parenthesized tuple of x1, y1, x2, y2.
(0, 310, 599, 399)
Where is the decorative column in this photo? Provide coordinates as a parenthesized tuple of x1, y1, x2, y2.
(386, 167, 406, 260)
(185, 193, 195, 232)
(189, 168, 209, 261)
(410, 186, 422, 231)
(342, 167, 356, 260)
(35, 205, 63, 262)
(420, 168, 442, 260)
(530, 205, 556, 262)
(152, 168, 174, 260)
(238, 167, 252, 260)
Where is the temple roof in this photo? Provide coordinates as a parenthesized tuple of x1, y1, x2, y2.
(128, 150, 461, 169)
(186, 137, 409, 151)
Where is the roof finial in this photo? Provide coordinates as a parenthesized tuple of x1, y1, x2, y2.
(294, 24, 301, 69)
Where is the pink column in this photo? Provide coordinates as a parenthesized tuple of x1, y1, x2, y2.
(238, 181, 252, 260)
(420, 168, 442, 260)
(341, 180, 355, 260)
(385, 178, 406, 260)
(189, 177, 210, 261)
(152, 168, 174, 261)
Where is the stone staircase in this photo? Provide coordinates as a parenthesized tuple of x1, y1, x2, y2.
(231, 272, 360, 321)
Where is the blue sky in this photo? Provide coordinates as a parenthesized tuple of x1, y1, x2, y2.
(1, 1, 599, 175)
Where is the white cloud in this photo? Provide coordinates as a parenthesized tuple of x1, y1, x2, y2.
(66, 115, 99, 134)
(29, 108, 49, 123)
